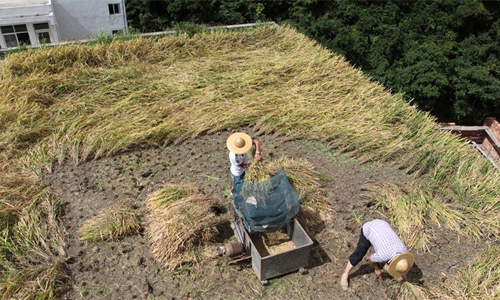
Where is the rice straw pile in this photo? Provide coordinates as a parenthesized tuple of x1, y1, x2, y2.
(246, 156, 332, 233)
(79, 201, 141, 242)
(145, 183, 225, 270)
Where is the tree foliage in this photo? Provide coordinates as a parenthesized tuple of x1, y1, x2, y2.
(125, 0, 500, 125)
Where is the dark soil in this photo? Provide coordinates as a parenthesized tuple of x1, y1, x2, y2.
(42, 128, 482, 300)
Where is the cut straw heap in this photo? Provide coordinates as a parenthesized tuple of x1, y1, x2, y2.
(246, 156, 332, 234)
(79, 201, 141, 242)
(145, 183, 224, 270)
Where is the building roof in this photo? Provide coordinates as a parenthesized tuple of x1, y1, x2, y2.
(0, 0, 50, 9)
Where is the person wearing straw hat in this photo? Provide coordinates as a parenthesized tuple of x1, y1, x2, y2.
(226, 132, 262, 186)
(340, 219, 414, 291)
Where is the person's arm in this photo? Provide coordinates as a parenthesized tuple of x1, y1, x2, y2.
(368, 256, 382, 278)
(253, 140, 262, 161)
(232, 153, 250, 169)
(240, 162, 251, 168)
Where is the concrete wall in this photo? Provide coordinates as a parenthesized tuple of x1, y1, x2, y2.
(52, 0, 127, 41)
(0, 3, 51, 19)
(0, 0, 128, 49)
(0, 1, 59, 48)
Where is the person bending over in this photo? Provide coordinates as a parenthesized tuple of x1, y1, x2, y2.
(340, 219, 414, 291)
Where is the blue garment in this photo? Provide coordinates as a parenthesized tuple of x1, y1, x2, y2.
(231, 172, 245, 187)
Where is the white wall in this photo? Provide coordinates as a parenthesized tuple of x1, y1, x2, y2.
(0, 1, 59, 48)
(52, 0, 127, 41)
(0, 4, 51, 19)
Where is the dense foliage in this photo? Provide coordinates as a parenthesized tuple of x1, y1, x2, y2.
(126, 0, 500, 125)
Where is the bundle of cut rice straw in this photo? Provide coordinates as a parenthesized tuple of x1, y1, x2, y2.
(79, 201, 141, 242)
(145, 183, 225, 270)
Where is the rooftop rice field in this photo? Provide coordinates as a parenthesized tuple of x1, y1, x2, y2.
(0, 25, 499, 299)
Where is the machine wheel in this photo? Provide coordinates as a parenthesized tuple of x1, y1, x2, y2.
(299, 268, 309, 275)
(260, 280, 269, 286)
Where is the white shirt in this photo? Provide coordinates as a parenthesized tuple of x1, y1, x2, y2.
(229, 152, 247, 176)
(363, 219, 408, 263)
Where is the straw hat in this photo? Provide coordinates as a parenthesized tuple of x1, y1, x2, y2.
(386, 252, 414, 281)
(227, 132, 252, 154)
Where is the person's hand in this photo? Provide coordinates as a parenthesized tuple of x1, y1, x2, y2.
(254, 153, 262, 161)
(401, 273, 408, 281)
(367, 256, 382, 278)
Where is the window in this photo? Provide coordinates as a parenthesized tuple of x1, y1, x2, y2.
(1, 24, 31, 47)
(108, 3, 120, 15)
(34, 23, 49, 30)
(34, 23, 51, 44)
(37, 32, 51, 44)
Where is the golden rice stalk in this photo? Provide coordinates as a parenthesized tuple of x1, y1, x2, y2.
(421, 245, 500, 300)
(145, 183, 199, 210)
(397, 282, 433, 300)
(295, 206, 326, 236)
(247, 156, 326, 203)
(245, 159, 272, 183)
(79, 201, 140, 242)
(268, 156, 333, 218)
(145, 185, 224, 270)
(0, 259, 69, 300)
(453, 245, 500, 300)
(1, 23, 499, 300)
(369, 181, 432, 250)
(0, 173, 37, 218)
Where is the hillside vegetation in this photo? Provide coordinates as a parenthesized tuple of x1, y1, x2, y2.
(0, 25, 499, 299)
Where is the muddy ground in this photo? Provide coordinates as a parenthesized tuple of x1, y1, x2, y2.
(42, 128, 482, 300)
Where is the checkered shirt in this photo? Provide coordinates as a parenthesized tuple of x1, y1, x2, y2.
(362, 219, 408, 263)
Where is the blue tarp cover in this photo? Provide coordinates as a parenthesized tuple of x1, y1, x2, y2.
(232, 169, 300, 233)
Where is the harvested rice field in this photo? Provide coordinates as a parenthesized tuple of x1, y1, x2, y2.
(2, 25, 499, 300)
(41, 131, 484, 300)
